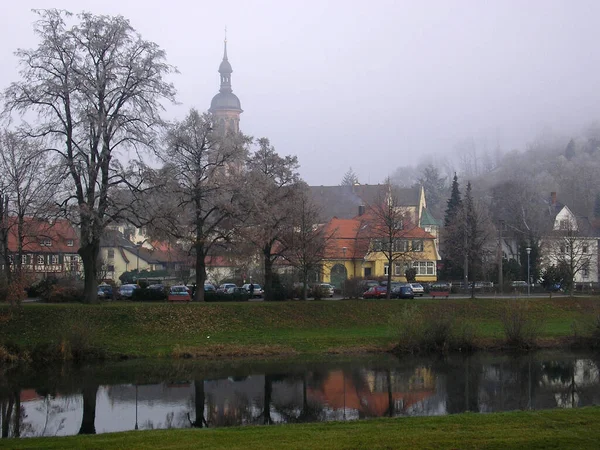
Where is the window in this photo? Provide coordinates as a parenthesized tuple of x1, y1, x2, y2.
(393, 219, 403, 230)
(583, 245, 588, 254)
(364, 268, 372, 277)
(583, 262, 590, 278)
(372, 240, 383, 252)
(107, 248, 115, 259)
(107, 264, 115, 272)
(37, 255, 45, 265)
(393, 240, 408, 252)
(559, 219, 570, 230)
(394, 263, 402, 276)
(39, 238, 52, 247)
(67, 239, 74, 247)
(427, 261, 435, 275)
(412, 261, 436, 276)
(384, 264, 389, 276)
(412, 240, 423, 252)
(50, 255, 58, 265)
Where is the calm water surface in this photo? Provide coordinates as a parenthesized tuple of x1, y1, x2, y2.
(1, 351, 600, 438)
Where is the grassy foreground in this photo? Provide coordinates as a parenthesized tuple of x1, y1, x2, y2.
(1, 407, 599, 449)
(1, 297, 599, 359)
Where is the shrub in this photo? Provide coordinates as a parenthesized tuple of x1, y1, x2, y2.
(500, 301, 540, 350)
(46, 284, 84, 303)
(343, 277, 369, 299)
(395, 305, 478, 354)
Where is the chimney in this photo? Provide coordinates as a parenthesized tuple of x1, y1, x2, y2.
(551, 192, 557, 206)
(358, 205, 365, 216)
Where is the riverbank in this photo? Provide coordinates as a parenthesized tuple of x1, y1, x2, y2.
(1, 407, 599, 449)
(1, 297, 599, 361)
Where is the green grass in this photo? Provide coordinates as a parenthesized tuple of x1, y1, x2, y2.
(1, 407, 599, 449)
(1, 297, 599, 359)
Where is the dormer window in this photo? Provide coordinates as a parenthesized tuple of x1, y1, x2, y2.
(559, 219, 570, 230)
(40, 238, 52, 247)
(67, 239, 74, 247)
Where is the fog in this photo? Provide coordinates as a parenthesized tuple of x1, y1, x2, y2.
(2, 0, 600, 185)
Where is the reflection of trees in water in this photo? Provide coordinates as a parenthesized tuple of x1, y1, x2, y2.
(270, 374, 325, 424)
(78, 383, 98, 435)
(189, 379, 208, 428)
(205, 386, 253, 427)
(539, 358, 600, 409)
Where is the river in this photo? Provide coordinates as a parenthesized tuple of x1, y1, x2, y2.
(1, 350, 599, 438)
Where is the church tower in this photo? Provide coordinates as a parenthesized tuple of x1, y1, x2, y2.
(209, 39, 243, 133)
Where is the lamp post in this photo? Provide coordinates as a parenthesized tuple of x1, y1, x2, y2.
(498, 220, 504, 294)
(525, 247, 531, 296)
(135, 384, 139, 430)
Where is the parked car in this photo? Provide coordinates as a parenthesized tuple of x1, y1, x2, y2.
(147, 284, 166, 292)
(363, 286, 388, 299)
(511, 281, 528, 288)
(204, 283, 216, 293)
(392, 285, 414, 299)
(242, 283, 264, 298)
(118, 284, 138, 299)
(311, 283, 335, 298)
(97, 284, 113, 299)
(217, 283, 237, 294)
(360, 280, 379, 291)
(168, 285, 192, 302)
(409, 283, 424, 297)
(430, 282, 451, 298)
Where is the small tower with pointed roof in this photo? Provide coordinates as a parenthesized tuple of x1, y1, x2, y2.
(209, 37, 243, 133)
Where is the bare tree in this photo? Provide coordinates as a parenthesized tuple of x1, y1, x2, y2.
(0, 130, 59, 283)
(280, 187, 332, 300)
(364, 179, 413, 299)
(242, 138, 302, 301)
(2, 10, 176, 303)
(154, 109, 248, 301)
(542, 218, 597, 296)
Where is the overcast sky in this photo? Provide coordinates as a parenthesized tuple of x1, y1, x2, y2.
(2, 1, 600, 185)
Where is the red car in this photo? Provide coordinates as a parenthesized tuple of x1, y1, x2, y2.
(363, 286, 388, 299)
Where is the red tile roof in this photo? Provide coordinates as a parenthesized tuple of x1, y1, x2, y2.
(322, 208, 435, 260)
(5, 217, 79, 253)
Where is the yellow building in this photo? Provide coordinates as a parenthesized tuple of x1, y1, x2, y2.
(321, 215, 439, 288)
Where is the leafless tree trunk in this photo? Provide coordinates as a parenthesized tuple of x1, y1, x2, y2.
(3, 10, 176, 303)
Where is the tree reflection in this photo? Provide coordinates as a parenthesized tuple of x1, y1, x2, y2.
(190, 379, 207, 428)
(78, 383, 98, 435)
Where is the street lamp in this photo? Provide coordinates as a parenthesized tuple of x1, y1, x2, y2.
(525, 247, 531, 296)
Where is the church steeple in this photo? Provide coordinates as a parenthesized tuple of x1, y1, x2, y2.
(209, 35, 243, 133)
(218, 39, 233, 93)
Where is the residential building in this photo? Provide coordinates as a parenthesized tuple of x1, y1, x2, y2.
(541, 202, 598, 284)
(1, 217, 82, 278)
(320, 213, 439, 288)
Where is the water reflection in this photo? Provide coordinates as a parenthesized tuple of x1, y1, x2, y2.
(2, 351, 600, 438)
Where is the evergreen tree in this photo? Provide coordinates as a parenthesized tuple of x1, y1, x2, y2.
(414, 164, 447, 216)
(594, 192, 600, 218)
(340, 167, 359, 186)
(565, 138, 576, 160)
(444, 173, 462, 227)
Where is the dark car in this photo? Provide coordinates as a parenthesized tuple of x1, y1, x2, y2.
(392, 285, 414, 299)
(363, 286, 388, 299)
(97, 284, 113, 299)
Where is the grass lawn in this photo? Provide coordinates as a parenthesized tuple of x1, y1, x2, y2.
(1, 297, 599, 359)
(1, 407, 599, 449)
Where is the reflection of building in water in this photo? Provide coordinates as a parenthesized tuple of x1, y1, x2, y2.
(308, 368, 437, 417)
